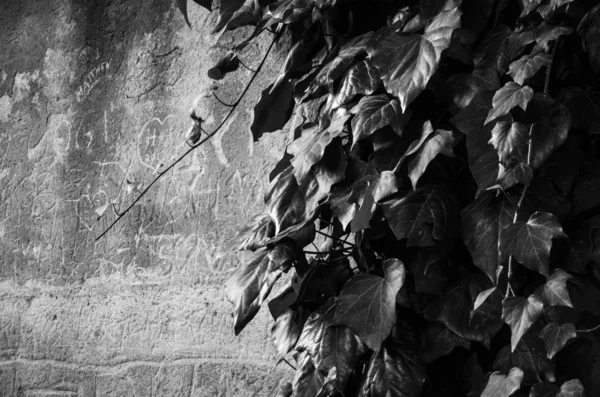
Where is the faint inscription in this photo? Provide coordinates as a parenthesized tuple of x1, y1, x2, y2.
(76, 59, 111, 103)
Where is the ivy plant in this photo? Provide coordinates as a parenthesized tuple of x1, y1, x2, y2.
(100, 0, 600, 395)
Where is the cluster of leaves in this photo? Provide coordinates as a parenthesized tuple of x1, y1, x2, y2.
(180, 0, 600, 396)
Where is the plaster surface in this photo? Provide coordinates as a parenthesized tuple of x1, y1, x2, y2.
(0, 1, 294, 395)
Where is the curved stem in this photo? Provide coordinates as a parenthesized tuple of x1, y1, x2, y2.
(577, 323, 600, 333)
(212, 92, 235, 107)
(238, 58, 257, 73)
(95, 33, 279, 242)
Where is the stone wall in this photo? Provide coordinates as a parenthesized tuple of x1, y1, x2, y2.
(0, 1, 293, 395)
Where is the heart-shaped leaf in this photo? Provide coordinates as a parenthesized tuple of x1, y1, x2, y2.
(480, 368, 524, 397)
(500, 211, 566, 277)
(358, 338, 426, 397)
(314, 32, 374, 91)
(462, 193, 514, 283)
(251, 80, 294, 141)
(511, 333, 555, 384)
(557, 379, 585, 397)
(540, 269, 573, 307)
(535, 21, 574, 52)
(528, 94, 571, 169)
(271, 307, 308, 360)
(537, 0, 575, 19)
(380, 185, 459, 247)
(424, 276, 504, 347)
(497, 162, 534, 190)
(451, 92, 502, 196)
(287, 110, 350, 184)
(333, 259, 405, 350)
(578, 4, 600, 74)
(230, 213, 275, 251)
(485, 82, 534, 125)
(226, 243, 298, 334)
(539, 322, 577, 359)
(212, 0, 246, 32)
(407, 129, 455, 189)
(333, 59, 382, 108)
(489, 121, 529, 164)
(508, 51, 551, 85)
(502, 294, 544, 351)
(367, 6, 461, 111)
(420, 323, 471, 363)
(293, 353, 324, 397)
(350, 95, 411, 145)
(529, 382, 559, 397)
(560, 87, 600, 135)
(296, 300, 366, 392)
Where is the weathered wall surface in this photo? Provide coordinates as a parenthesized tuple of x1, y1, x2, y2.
(0, 1, 293, 395)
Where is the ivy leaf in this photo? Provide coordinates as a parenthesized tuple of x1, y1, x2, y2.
(420, 323, 471, 363)
(535, 21, 574, 52)
(230, 213, 275, 251)
(226, 243, 297, 335)
(557, 379, 585, 397)
(394, 120, 434, 171)
(567, 276, 600, 316)
(212, 0, 246, 32)
(287, 110, 350, 184)
(293, 353, 324, 397)
(333, 259, 405, 350)
(539, 323, 577, 359)
(251, 80, 294, 141)
(537, 0, 575, 19)
(565, 221, 593, 274)
(271, 307, 308, 361)
(333, 59, 382, 108)
(296, 300, 366, 392)
(350, 95, 411, 146)
(511, 333, 555, 384)
(330, 165, 398, 231)
(527, 94, 571, 169)
(176, 0, 193, 27)
(540, 269, 573, 307)
(497, 162, 534, 190)
(223, 0, 267, 31)
(507, 52, 551, 85)
(462, 193, 514, 284)
(452, 92, 503, 195)
(529, 382, 559, 397)
(407, 129, 455, 190)
(488, 121, 529, 164)
(380, 185, 459, 247)
(367, 6, 462, 111)
(358, 338, 426, 397)
(560, 87, 600, 135)
(267, 0, 312, 24)
(314, 32, 373, 91)
(502, 294, 544, 351)
(572, 168, 600, 215)
(500, 211, 566, 277)
(485, 82, 534, 125)
(578, 4, 600, 74)
(271, 23, 323, 94)
(207, 52, 240, 80)
(425, 276, 504, 348)
(480, 368, 524, 397)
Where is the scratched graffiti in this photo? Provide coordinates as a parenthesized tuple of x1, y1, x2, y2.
(75, 59, 111, 103)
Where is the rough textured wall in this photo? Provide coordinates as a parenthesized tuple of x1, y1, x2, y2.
(0, 1, 293, 395)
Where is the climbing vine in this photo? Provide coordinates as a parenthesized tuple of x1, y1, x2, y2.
(101, 0, 600, 395)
